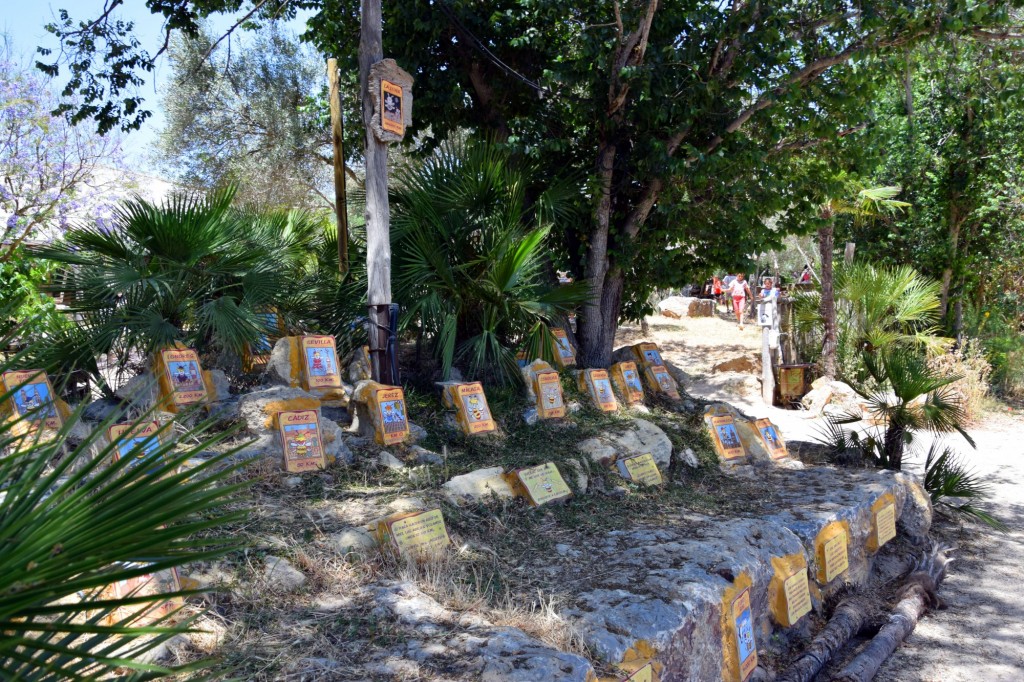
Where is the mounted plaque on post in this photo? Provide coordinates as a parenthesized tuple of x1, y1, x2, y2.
(277, 409, 327, 473)
(156, 347, 208, 411)
(369, 59, 413, 143)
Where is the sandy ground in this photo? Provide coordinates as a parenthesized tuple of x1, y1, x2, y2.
(616, 310, 1024, 681)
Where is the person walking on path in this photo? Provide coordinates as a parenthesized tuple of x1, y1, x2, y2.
(713, 275, 724, 312)
(727, 273, 752, 329)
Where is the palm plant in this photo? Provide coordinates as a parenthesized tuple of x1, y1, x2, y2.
(30, 187, 333, 395)
(817, 181, 910, 379)
(923, 441, 1005, 530)
(0, 346, 247, 679)
(389, 139, 589, 383)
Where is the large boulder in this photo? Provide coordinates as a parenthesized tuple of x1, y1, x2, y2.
(712, 355, 760, 374)
(236, 385, 352, 466)
(658, 296, 714, 318)
(576, 418, 673, 469)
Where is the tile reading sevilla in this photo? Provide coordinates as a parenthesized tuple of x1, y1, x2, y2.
(755, 418, 788, 460)
(616, 453, 663, 486)
(875, 502, 897, 548)
(823, 532, 850, 583)
(379, 509, 451, 558)
(732, 587, 758, 681)
(159, 348, 208, 407)
(300, 335, 343, 390)
(277, 409, 327, 473)
(710, 415, 746, 461)
(610, 361, 645, 404)
(782, 567, 812, 625)
(534, 370, 566, 419)
(510, 462, 572, 506)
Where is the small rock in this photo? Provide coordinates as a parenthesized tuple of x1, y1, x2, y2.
(522, 407, 538, 425)
(81, 398, 122, 423)
(609, 486, 629, 498)
(263, 555, 306, 592)
(408, 422, 428, 443)
(410, 444, 443, 465)
(378, 451, 406, 470)
(329, 527, 378, 555)
(205, 368, 232, 401)
(681, 447, 699, 468)
(567, 401, 582, 414)
(283, 476, 303, 488)
(555, 543, 573, 557)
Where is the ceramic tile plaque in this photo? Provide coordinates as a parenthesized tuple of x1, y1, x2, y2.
(551, 328, 576, 368)
(732, 587, 758, 681)
(710, 415, 746, 461)
(754, 418, 788, 460)
(823, 532, 850, 583)
(1, 370, 63, 441)
(510, 462, 572, 506)
(632, 342, 664, 369)
(300, 335, 343, 390)
(782, 566, 812, 625)
(579, 368, 617, 412)
(452, 382, 496, 435)
(158, 348, 208, 407)
(616, 453, 663, 486)
(875, 502, 897, 548)
(107, 421, 164, 470)
(375, 386, 410, 445)
(644, 365, 680, 400)
(621, 662, 656, 681)
(379, 509, 451, 558)
(101, 566, 182, 627)
(277, 409, 327, 473)
(610, 361, 645, 404)
(534, 370, 566, 419)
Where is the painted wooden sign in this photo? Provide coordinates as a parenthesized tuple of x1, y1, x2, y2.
(158, 348, 208, 408)
(644, 365, 680, 400)
(508, 462, 572, 506)
(300, 335, 343, 390)
(370, 59, 413, 143)
(277, 409, 327, 473)
(616, 452, 663, 486)
(782, 566, 812, 625)
(709, 415, 746, 461)
(374, 385, 410, 445)
(610, 361, 645, 404)
(108, 421, 164, 470)
(534, 370, 566, 419)
(632, 342, 664, 369)
(578, 368, 617, 412)
(1, 369, 63, 442)
(875, 502, 897, 548)
(447, 382, 496, 435)
(378, 509, 451, 558)
(550, 328, 576, 368)
(754, 418, 788, 460)
(732, 587, 758, 681)
(823, 532, 850, 583)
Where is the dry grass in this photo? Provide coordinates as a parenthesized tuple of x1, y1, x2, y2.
(929, 343, 992, 424)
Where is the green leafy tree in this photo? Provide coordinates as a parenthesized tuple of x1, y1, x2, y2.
(389, 139, 589, 383)
(0, 358, 246, 678)
(31, 187, 333, 395)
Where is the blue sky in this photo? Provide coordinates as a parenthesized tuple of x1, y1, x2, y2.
(3, 1, 312, 170)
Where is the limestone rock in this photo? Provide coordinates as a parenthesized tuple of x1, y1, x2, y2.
(266, 338, 300, 388)
(205, 368, 232, 402)
(408, 422, 427, 443)
(410, 444, 443, 465)
(238, 386, 321, 435)
(577, 418, 673, 469)
(321, 417, 354, 465)
(712, 355, 759, 374)
(442, 467, 515, 504)
(657, 295, 713, 318)
(263, 555, 306, 592)
(681, 447, 700, 468)
(823, 381, 865, 419)
(81, 398, 122, 423)
(114, 372, 158, 409)
(565, 459, 589, 493)
(329, 527, 378, 555)
(800, 386, 832, 417)
(378, 451, 406, 470)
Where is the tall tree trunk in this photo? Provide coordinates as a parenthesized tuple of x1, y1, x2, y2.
(819, 219, 838, 379)
(939, 202, 963, 323)
(577, 140, 617, 368)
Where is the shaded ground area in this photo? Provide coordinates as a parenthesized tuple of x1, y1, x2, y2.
(619, 312, 1024, 681)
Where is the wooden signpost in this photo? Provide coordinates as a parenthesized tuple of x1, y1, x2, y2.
(610, 361, 645, 404)
(155, 348, 208, 411)
(616, 453, 663, 486)
(377, 509, 451, 559)
(507, 462, 572, 506)
(277, 409, 327, 473)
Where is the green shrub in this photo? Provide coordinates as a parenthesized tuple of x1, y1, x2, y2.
(0, 350, 247, 678)
(924, 441, 1005, 530)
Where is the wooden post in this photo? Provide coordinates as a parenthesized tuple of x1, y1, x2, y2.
(327, 58, 349, 278)
(762, 324, 774, 405)
(844, 241, 856, 265)
(359, 0, 394, 384)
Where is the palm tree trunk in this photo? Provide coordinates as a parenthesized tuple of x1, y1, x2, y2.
(776, 596, 873, 682)
(819, 220, 838, 379)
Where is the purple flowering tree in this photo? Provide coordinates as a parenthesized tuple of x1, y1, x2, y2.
(1, 50, 125, 263)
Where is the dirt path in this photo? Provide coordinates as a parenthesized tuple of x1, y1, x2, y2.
(617, 312, 1024, 681)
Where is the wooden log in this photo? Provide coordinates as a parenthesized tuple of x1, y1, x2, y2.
(775, 596, 873, 682)
(327, 58, 349, 278)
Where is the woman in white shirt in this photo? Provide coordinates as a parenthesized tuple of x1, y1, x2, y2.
(727, 273, 752, 330)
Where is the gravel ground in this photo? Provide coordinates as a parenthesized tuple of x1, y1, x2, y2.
(619, 312, 1024, 681)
